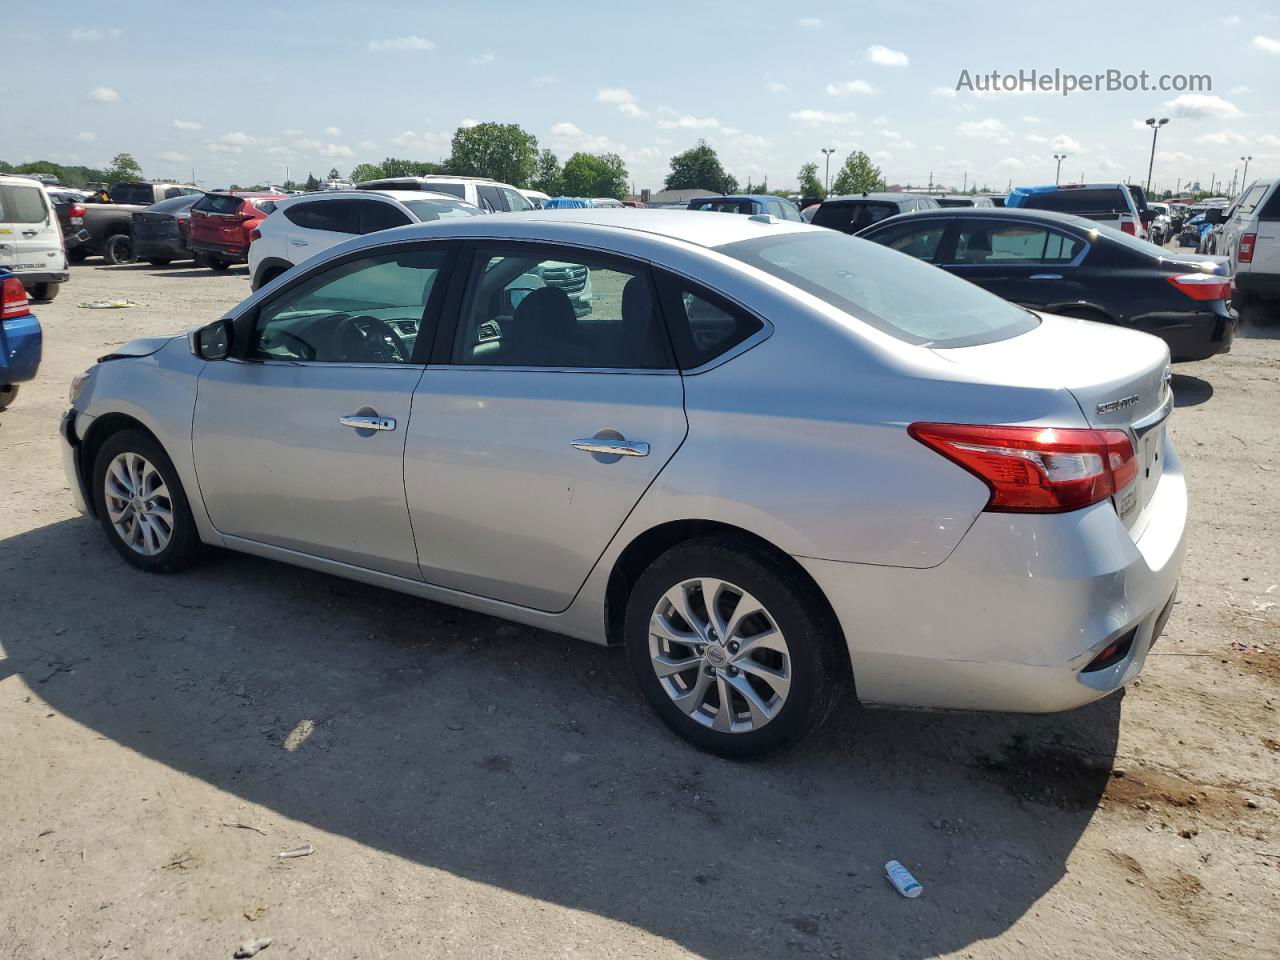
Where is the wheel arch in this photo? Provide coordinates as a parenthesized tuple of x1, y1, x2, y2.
(603, 519, 846, 659)
(77, 413, 164, 518)
(251, 257, 294, 291)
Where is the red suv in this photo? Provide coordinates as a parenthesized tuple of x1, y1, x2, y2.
(186, 192, 280, 271)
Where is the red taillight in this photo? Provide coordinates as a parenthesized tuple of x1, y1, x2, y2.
(1166, 273, 1230, 302)
(249, 228, 262, 241)
(909, 423, 1138, 513)
(69, 203, 86, 224)
(2, 276, 32, 321)
(1238, 233, 1256, 264)
(1120, 221, 1136, 235)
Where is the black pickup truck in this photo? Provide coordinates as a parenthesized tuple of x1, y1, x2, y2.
(76, 181, 203, 263)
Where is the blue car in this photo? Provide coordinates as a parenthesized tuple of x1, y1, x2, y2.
(687, 194, 805, 221)
(1, 267, 42, 412)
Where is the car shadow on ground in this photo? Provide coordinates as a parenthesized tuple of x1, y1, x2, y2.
(1236, 297, 1280, 334)
(0, 517, 1123, 959)
(1171, 374, 1213, 408)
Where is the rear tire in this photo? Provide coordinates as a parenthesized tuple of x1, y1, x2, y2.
(104, 233, 134, 265)
(27, 282, 59, 302)
(208, 258, 231, 272)
(92, 429, 201, 573)
(0, 384, 18, 412)
(624, 535, 845, 759)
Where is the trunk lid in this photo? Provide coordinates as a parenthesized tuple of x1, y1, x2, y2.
(931, 312, 1172, 533)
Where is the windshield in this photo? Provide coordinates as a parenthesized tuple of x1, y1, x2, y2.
(1022, 188, 1129, 215)
(403, 198, 484, 222)
(718, 231, 1039, 348)
(811, 201, 901, 233)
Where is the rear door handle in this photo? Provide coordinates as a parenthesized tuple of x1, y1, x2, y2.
(22, 230, 38, 237)
(290, 240, 309, 246)
(339, 415, 396, 431)
(1029, 274, 1063, 280)
(571, 438, 649, 457)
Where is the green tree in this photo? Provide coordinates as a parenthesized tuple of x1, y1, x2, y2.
(350, 162, 384, 183)
(830, 150, 883, 195)
(561, 152, 629, 199)
(106, 152, 143, 182)
(326, 167, 341, 181)
(381, 157, 448, 177)
(663, 140, 735, 193)
(797, 161, 824, 198)
(447, 122, 538, 187)
(531, 149, 563, 196)
(304, 173, 320, 192)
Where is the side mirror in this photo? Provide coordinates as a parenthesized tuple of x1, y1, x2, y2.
(190, 319, 232, 360)
(1204, 207, 1224, 225)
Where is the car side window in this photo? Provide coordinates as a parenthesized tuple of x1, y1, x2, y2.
(656, 275, 765, 370)
(358, 200, 412, 234)
(869, 220, 948, 261)
(476, 185, 505, 212)
(451, 246, 673, 369)
(501, 187, 532, 211)
(249, 249, 448, 363)
(951, 223, 1082, 264)
(285, 200, 359, 234)
(1236, 185, 1268, 218)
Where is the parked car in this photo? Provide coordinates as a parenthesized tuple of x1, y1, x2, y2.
(78, 181, 202, 264)
(1146, 202, 1172, 245)
(0, 267, 42, 412)
(356, 175, 535, 213)
(857, 206, 1234, 362)
(186, 193, 281, 271)
(131, 195, 202, 265)
(1006, 183, 1147, 239)
(809, 192, 940, 233)
(61, 209, 1186, 758)
(590, 197, 626, 208)
(46, 188, 92, 258)
(520, 189, 552, 209)
(687, 195, 805, 221)
(248, 189, 483, 290)
(1178, 212, 1208, 248)
(0, 174, 69, 301)
(1208, 178, 1280, 302)
(934, 195, 995, 208)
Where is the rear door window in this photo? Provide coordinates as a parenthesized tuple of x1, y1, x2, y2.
(476, 185, 505, 212)
(285, 200, 360, 233)
(866, 219, 949, 261)
(811, 201, 900, 233)
(951, 223, 1084, 264)
(501, 187, 533, 211)
(358, 200, 412, 234)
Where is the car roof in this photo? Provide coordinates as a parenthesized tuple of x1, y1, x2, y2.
(690, 195, 782, 203)
(1012, 183, 1127, 194)
(822, 192, 924, 204)
(275, 189, 470, 207)
(861, 206, 1107, 231)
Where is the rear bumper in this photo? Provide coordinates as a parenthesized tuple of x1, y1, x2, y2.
(1157, 308, 1235, 362)
(801, 435, 1188, 714)
(1235, 272, 1280, 297)
(18, 271, 70, 286)
(133, 238, 192, 260)
(1, 313, 43, 385)
(189, 240, 248, 263)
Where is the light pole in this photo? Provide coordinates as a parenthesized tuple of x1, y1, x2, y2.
(1053, 153, 1067, 184)
(820, 148, 836, 194)
(1240, 155, 1253, 191)
(1145, 117, 1169, 193)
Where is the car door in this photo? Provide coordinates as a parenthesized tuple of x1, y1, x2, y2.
(0, 181, 64, 275)
(404, 241, 687, 611)
(941, 218, 1090, 309)
(859, 216, 953, 263)
(193, 243, 456, 578)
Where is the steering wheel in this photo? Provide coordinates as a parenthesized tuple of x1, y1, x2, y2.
(332, 315, 408, 363)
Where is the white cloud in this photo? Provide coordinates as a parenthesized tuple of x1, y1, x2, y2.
(797, 17, 822, 27)
(220, 131, 258, 146)
(930, 86, 957, 99)
(319, 143, 353, 158)
(656, 114, 722, 130)
(206, 143, 242, 154)
(532, 74, 557, 86)
(75, 131, 97, 142)
(1052, 134, 1081, 152)
(618, 102, 648, 118)
(265, 146, 292, 156)
(1221, 15, 1241, 24)
(1025, 134, 1049, 144)
(70, 27, 121, 41)
(958, 118, 1010, 142)
(766, 80, 788, 93)
(788, 109, 857, 127)
(160, 151, 189, 164)
(1163, 94, 1243, 118)
(173, 119, 203, 131)
(1257, 133, 1280, 147)
(548, 121, 625, 154)
(996, 157, 1025, 170)
(282, 128, 303, 137)
(1022, 115, 1042, 124)
(1253, 35, 1280, 53)
(1195, 129, 1249, 145)
(826, 80, 877, 95)
(367, 35, 434, 51)
(469, 52, 495, 65)
(86, 86, 119, 103)
(880, 130, 913, 149)
(597, 88, 636, 104)
(356, 139, 378, 150)
(324, 126, 341, 136)
(866, 44, 909, 67)
(460, 118, 480, 128)
(1230, 85, 1251, 94)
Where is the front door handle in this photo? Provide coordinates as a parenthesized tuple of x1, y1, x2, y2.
(571, 438, 649, 457)
(1029, 273, 1063, 280)
(339, 415, 396, 431)
(22, 229, 38, 237)
(290, 239, 309, 246)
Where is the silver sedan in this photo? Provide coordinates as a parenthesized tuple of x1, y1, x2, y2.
(62, 210, 1187, 758)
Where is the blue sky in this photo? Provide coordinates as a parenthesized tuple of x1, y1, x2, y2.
(6, 0, 1280, 193)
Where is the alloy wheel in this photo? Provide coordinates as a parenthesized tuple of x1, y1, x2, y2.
(104, 452, 174, 556)
(648, 577, 792, 733)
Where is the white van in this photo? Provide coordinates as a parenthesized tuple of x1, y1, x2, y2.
(1212, 178, 1280, 303)
(0, 175, 68, 301)
(355, 175, 535, 213)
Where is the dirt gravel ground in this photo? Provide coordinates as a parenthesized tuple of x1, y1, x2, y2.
(1, 261, 1278, 960)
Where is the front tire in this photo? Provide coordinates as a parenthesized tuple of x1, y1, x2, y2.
(624, 535, 844, 759)
(27, 282, 59, 302)
(92, 429, 201, 573)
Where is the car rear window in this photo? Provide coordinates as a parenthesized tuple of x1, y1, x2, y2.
(810, 201, 901, 233)
(1022, 188, 1129, 215)
(935, 197, 974, 208)
(0, 184, 50, 223)
(420, 182, 465, 199)
(690, 199, 752, 214)
(145, 195, 200, 214)
(193, 194, 246, 215)
(109, 183, 157, 204)
(403, 198, 484, 222)
(717, 231, 1039, 348)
